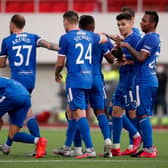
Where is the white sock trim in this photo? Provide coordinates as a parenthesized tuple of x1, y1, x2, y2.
(86, 147, 94, 152)
(74, 147, 82, 152)
(4, 144, 10, 149)
(34, 137, 39, 144)
(104, 138, 112, 144)
(112, 143, 120, 149)
(133, 132, 140, 138)
(128, 144, 133, 149)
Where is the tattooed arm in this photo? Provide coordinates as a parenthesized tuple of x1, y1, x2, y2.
(38, 39, 59, 51)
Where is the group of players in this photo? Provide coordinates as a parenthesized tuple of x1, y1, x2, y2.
(0, 7, 160, 159)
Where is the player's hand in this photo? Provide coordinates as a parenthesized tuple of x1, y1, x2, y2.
(117, 56, 128, 66)
(110, 34, 124, 42)
(118, 42, 128, 48)
(111, 46, 123, 60)
(55, 74, 63, 83)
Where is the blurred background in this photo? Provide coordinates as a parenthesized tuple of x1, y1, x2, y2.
(0, 0, 168, 126)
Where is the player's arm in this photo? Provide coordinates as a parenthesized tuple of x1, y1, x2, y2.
(104, 51, 114, 64)
(55, 55, 65, 82)
(126, 60, 134, 65)
(0, 56, 7, 68)
(119, 42, 149, 62)
(96, 33, 109, 44)
(38, 39, 59, 51)
(107, 34, 124, 42)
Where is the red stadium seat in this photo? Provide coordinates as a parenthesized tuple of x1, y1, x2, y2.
(73, 0, 99, 12)
(21, 1, 34, 13)
(142, 0, 168, 11)
(6, 1, 21, 13)
(107, 0, 137, 12)
(143, 0, 160, 11)
(3, 0, 168, 13)
(39, 0, 68, 12)
(107, 0, 123, 12)
(122, 0, 137, 11)
(161, 0, 168, 11)
(6, 0, 34, 13)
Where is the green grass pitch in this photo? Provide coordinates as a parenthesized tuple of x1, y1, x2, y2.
(0, 127, 168, 168)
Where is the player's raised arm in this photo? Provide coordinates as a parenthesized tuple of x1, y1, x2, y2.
(37, 39, 59, 51)
(106, 34, 124, 42)
(98, 33, 108, 44)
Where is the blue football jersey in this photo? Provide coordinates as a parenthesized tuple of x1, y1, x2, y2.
(58, 29, 100, 89)
(120, 32, 141, 73)
(92, 39, 113, 75)
(0, 32, 41, 89)
(0, 77, 30, 126)
(134, 32, 160, 87)
(132, 27, 142, 37)
(0, 77, 29, 96)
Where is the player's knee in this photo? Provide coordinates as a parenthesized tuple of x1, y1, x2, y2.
(138, 114, 149, 119)
(112, 106, 123, 117)
(26, 108, 33, 118)
(95, 110, 105, 117)
(66, 110, 74, 120)
(128, 110, 136, 119)
(8, 125, 20, 139)
(73, 109, 86, 119)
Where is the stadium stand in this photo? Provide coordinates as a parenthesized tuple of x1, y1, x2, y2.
(1, 0, 168, 13)
(5, 0, 34, 13)
(142, 0, 168, 11)
(73, 0, 100, 12)
(39, 0, 68, 12)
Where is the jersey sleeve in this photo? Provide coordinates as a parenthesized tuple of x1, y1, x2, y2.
(141, 34, 159, 54)
(100, 39, 113, 55)
(93, 33, 101, 45)
(0, 39, 7, 57)
(132, 27, 142, 37)
(106, 39, 114, 51)
(58, 35, 68, 56)
(129, 34, 140, 49)
(34, 34, 42, 47)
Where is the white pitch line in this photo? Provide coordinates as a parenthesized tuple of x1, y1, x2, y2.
(0, 159, 167, 163)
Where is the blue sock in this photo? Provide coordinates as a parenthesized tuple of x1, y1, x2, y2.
(13, 132, 35, 144)
(130, 117, 140, 132)
(74, 129, 82, 147)
(112, 116, 122, 144)
(6, 137, 13, 146)
(108, 119, 113, 140)
(107, 106, 113, 116)
(77, 117, 93, 148)
(123, 115, 137, 144)
(129, 117, 140, 144)
(139, 117, 153, 148)
(65, 119, 78, 147)
(107, 106, 113, 140)
(26, 117, 40, 137)
(97, 114, 110, 140)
